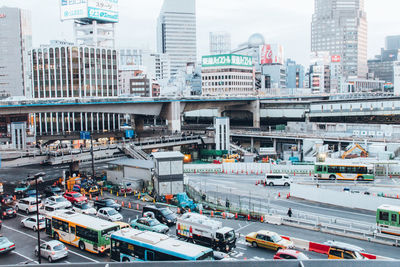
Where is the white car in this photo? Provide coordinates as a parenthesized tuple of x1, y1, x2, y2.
(96, 207, 123, 222)
(39, 203, 69, 216)
(265, 174, 292, 186)
(35, 240, 68, 263)
(21, 215, 45, 231)
(72, 202, 97, 215)
(44, 196, 72, 209)
(16, 197, 42, 214)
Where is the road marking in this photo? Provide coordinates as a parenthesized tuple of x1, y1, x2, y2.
(236, 246, 247, 251)
(2, 224, 99, 263)
(11, 251, 38, 264)
(235, 222, 255, 232)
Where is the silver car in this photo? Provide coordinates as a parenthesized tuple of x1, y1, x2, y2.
(35, 240, 68, 262)
(96, 207, 123, 222)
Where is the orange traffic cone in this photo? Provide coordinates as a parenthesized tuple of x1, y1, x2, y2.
(222, 212, 226, 219)
(188, 208, 191, 213)
(96, 196, 99, 201)
(211, 211, 214, 217)
(199, 210, 203, 215)
(136, 203, 139, 210)
(278, 192, 281, 198)
(261, 216, 264, 223)
(247, 214, 251, 221)
(235, 213, 238, 219)
(177, 207, 181, 214)
(128, 202, 131, 209)
(121, 201, 124, 207)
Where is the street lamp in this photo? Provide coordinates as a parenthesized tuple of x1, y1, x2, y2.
(30, 172, 45, 264)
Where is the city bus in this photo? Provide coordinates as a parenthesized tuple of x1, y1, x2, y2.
(376, 205, 400, 236)
(45, 210, 119, 254)
(110, 228, 214, 262)
(314, 163, 374, 181)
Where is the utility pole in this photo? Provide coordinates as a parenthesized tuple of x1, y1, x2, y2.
(90, 133, 95, 179)
(33, 172, 45, 264)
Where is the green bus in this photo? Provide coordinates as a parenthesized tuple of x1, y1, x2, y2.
(314, 163, 374, 181)
(45, 210, 119, 254)
(377, 205, 400, 236)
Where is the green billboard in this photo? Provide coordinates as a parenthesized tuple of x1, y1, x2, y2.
(202, 54, 253, 67)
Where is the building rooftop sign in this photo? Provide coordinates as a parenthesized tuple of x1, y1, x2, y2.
(202, 54, 253, 67)
(60, 0, 119, 23)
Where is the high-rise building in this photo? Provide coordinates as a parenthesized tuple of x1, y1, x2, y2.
(286, 59, 305, 89)
(157, 0, 197, 77)
(386, 35, 400, 50)
(0, 6, 32, 97)
(311, 0, 368, 78)
(368, 48, 400, 83)
(209, 32, 231, 55)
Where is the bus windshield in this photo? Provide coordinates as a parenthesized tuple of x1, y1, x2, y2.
(102, 226, 119, 237)
(196, 251, 214, 261)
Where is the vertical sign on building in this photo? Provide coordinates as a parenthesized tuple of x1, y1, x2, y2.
(215, 117, 230, 151)
(394, 61, 400, 96)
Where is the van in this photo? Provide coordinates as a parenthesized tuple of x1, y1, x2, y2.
(142, 205, 177, 226)
(327, 241, 366, 260)
(265, 174, 291, 187)
(39, 203, 69, 216)
(15, 197, 42, 214)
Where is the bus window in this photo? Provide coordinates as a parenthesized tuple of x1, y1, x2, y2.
(76, 226, 98, 243)
(379, 211, 389, 221)
(145, 250, 155, 261)
(391, 214, 397, 223)
(316, 165, 323, 172)
(70, 226, 76, 235)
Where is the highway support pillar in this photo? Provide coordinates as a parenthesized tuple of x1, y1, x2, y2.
(162, 101, 183, 133)
(251, 99, 261, 128)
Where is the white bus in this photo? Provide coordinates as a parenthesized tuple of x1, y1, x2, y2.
(45, 210, 119, 254)
(110, 228, 214, 262)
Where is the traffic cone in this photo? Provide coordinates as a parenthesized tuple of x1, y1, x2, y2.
(177, 207, 181, 214)
(188, 208, 191, 213)
(286, 194, 289, 199)
(138, 193, 141, 199)
(194, 169, 196, 174)
(110, 189, 112, 195)
(278, 192, 281, 198)
(121, 201, 124, 207)
(128, 202, 131, 209)
(256, 171, 259, 175)
(211, 211, 214, 217)
(96, 196, 99, 201)
(136, 203, 139, 210)
(260, 216, 264, 223)
(116, 192, 119, 197)
(89, 194, 92, 200)
(115, 199, 118, 203)
(247, 214, 251, 221)
(199, 210, 203, 215)
(235, 213, 238, 219)
(260, 170, 263, 174)
(223, 212, 226, 219)
(294, 172, 296, 176)
(153, 199, 155, 203)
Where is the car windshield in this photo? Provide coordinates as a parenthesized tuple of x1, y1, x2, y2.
(53, 244, 65, 251)
(105, 199, 115, 204)
(160, 208, 173, 216)
(80, 203, 91, 209)
(55, 198, 66, 203)
(107, 209, 118, 215)
(225, 230, 235, 240)
(149, 219, 160, 226)
(72, 193, 82, 198)
(0, 237, 9, 245)
(271, 234, 282, 243)
(52, 187, 62, 192)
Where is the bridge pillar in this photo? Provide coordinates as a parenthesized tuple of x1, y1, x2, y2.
(251, 99, 261, 128)
(163, 102, 182, 133)
(131, 115, 145, 133)
(69, 161, 80, 175)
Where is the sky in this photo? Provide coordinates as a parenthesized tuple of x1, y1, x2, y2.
(1, 0, 399, 66)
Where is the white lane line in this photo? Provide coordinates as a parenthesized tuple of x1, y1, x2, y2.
(236, 247, 247, 251)
(235, 222, 255, 232)
(11, 251, 38, 264)
(2, 225, 99, 263)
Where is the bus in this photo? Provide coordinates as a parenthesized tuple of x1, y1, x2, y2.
(110, 228, 214, 262)
(376, 205, 400, 236)
(314, 163, 374, 181)
(45, 210, 119, 254)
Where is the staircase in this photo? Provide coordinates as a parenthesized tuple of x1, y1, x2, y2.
(121, 144, 150, 160)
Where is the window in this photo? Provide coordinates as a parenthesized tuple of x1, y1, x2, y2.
(330, 249, 342, 258)
(391, 213, 397, 223)
(76, 226, 98, 243)
(343, 252, 355, 259)
(379, 211, 389, 221)
(316, 165, 323, 172)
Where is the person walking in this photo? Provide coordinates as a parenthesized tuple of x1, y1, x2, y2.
(287, 208, 293, 218)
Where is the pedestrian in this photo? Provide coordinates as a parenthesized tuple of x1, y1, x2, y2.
(287, 208, 293, 218)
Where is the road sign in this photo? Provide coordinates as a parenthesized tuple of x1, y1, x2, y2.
(125, 129, 134, 139)
(80, 131, 91, 140)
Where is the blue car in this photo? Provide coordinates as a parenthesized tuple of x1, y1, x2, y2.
(0, 236, 15, 254)
(130, 217, 169, 234)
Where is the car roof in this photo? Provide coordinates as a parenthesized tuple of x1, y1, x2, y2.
(278, 249, 305, 255)
(45, 240, 63, 247)
(21, 197, 37, 201)
(100, 207, 114, 211)
(257, 230, 278, 236)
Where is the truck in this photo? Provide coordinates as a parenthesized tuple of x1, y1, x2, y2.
(176, 212, 236, 252)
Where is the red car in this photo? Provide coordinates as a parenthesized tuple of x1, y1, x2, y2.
(63, 192, 87, 204)
(273, 249, 310, 260)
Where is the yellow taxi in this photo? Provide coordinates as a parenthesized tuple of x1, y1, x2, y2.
(114, 221, 131, 230)
(246, 230, 293, 251)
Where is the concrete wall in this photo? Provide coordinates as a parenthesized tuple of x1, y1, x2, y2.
(291, 183, 400, 211)
(124, 166, 151, 181)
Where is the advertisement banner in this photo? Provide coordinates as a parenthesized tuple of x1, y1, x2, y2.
(60, 0, 88, 21)
(331, 55, 341, 63)
(260, 44, 284, 65)
(202, 54, 252, 67)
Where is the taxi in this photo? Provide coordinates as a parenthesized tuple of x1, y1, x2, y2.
(246, 230, 293, 251)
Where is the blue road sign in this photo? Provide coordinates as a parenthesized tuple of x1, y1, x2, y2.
(80, 131, 91, 140)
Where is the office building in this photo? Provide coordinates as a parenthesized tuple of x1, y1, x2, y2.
(201, 54, 255, 96)
(311, 0, 368, 78)
(129, 71, 152, 97)
(386, 35, 400, 50)
(286, 59, 305, 89)
(209, 32, 231, 55)
(394, 62, 400, 95)
(0, 6, 32, 97)
(259, 44, 286, 89)
(157, 0, 197, 77)
(309, 52, 331, 93)
(368, 48, 400, 83)
(31, 46, 118, 98)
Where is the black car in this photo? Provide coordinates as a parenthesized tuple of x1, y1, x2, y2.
(0, 195, 14, 205)
(44, 186, 63, 197)
(0, 205, 17, 219)
(93, 198, 121, 211)
(142, 205, 177, 226)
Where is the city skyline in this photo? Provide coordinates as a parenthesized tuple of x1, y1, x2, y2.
(0, 0, 399, 67)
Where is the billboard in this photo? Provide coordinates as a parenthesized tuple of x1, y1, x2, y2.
(260, 44, 284, 65)
(60, 0, 119, 23)
(202, 54, 253, 67)
(331, 55, 341, 63)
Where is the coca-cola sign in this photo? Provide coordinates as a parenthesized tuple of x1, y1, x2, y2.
(331, 55, 341, 63)
(260, 44, 284, 65)
(0, 14, 6, 18)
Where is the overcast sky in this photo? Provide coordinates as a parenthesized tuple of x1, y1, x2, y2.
(1, 0, 399, 66)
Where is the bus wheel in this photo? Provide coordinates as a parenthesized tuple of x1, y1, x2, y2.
(329, 175, 336, 180)
(122, 257, 130, 262)
(357, 176, 364, 181)
(79, 241, 85, 251)
(54, 233, 59, 241)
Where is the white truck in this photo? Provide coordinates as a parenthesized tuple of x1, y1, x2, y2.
(176, 212, 236, 252)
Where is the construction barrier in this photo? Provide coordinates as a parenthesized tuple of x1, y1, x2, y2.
(309, 242, 331, 255)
